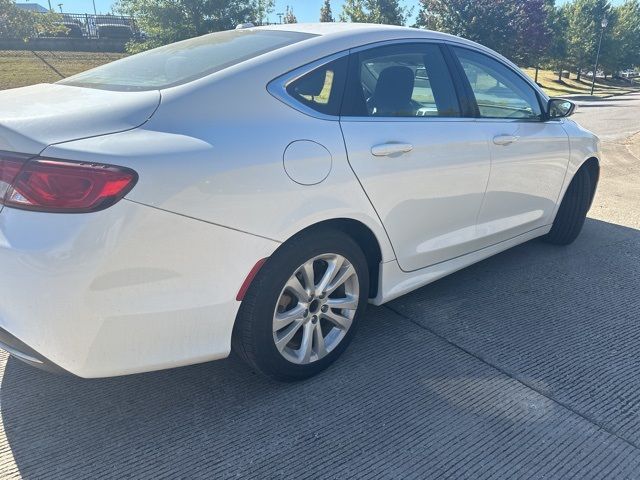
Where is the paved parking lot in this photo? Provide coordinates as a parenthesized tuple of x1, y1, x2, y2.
(1, 93, 639, 479)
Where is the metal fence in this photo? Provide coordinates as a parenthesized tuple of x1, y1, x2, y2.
(41, 13, 139, 40)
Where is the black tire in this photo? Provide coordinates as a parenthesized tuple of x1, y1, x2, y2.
(232, 228, 369, 381)
(543, 166, 593, 246)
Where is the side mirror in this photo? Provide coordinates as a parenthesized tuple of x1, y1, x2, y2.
(548, 98, 576, 118)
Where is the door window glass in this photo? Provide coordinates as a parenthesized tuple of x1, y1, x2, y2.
(453, 47, 542, 120)
(342, 43, 460, 118)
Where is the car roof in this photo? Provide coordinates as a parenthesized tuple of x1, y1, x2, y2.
(164, 22, 546, 103)
(254, 23, 541, 91)
(252, 22, 491, 59)
(258, 22, 461, 42)
(259, 22, 411, 35)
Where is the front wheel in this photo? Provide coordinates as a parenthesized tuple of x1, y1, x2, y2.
(543, 166, 593, 246)
(232, 229, 369, 381)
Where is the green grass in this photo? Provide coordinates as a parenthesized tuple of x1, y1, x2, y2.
(523, 68, 639, 98)
(0, 50, 124, 90)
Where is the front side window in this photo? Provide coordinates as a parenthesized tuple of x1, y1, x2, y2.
(286, 56, 348, 116)
(59, 30, 315, 91)
(453, 47, 542, 120)
(342, 43, 460, 118)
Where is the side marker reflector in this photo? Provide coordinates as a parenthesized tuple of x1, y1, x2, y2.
(236, 258, 268, 301)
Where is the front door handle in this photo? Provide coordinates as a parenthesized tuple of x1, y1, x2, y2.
(371, 142, 414, 157)
(493, 134, 520, 146)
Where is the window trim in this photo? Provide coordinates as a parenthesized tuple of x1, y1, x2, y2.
(267, 51, 349, 121)
(440, 44, 478, 118)
(446, 44, 547, 122)
(270, 39, 469, 122)
(269, 37, 551, 123)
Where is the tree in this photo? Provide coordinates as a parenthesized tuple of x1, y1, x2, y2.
(598, 7, 619, 78)
(415, 0, 511, 46)
(0, 0, 63, 40)
(320, 0, 334, 22)
(340, 0, 411, 25)
(565, 0, 610, 80)
(543, 1, 569, 81)
(284, 5, 297, 23)
(340, 0, 369, 22)
(511, 0, 551, 68)
(603, 0, 640, 74)
(254, 0, 274, 25)
(114, 0, 272, 51)
(415, 0, 550, 64)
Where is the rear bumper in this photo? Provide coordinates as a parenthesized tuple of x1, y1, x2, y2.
(0, 327, 67, 374)
(0, 200, 279, 378)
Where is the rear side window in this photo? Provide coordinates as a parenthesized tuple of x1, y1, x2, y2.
(342, 43, 460, 118)
(286, 56, 348, 117)
(59, 29, 315, 91)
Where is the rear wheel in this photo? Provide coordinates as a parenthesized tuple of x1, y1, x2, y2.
(232, 229, 369, 381)
(543, 166, 593, 246)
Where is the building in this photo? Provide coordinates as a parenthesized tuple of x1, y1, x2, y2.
(14, 2, 50, 12)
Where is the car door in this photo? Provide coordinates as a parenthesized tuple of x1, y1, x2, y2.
(339, 42, 491, 272)
(450, 46, 571, 246)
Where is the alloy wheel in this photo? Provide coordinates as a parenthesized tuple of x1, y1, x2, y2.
(272, 253, 360, 365)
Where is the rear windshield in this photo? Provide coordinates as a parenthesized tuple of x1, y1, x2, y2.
(59, 29, 315, 91)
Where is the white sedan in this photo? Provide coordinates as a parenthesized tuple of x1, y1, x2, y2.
(0, 23, 599, 380)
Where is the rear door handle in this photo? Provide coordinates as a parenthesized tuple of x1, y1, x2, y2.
(493, 134, 520, 146)
(371, 142, 414, 157)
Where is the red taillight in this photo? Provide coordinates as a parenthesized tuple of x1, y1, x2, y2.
(0, 154, 138, 213)
(0, 152, 30, 201)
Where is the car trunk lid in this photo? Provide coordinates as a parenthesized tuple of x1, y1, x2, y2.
(0, 83, 160, 155)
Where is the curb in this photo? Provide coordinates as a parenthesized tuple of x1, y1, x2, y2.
(564, 89, 640, 101)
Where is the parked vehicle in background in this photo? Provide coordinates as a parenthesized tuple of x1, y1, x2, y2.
(0, 24, 600, 381)
(38, 18, 85, 38)
(56, 21, 84, 38)
(33, 12, 139, 40)
(97, 23, 134, 40)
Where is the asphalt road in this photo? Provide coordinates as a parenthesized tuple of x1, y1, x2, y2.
(1, 93, 640, 479)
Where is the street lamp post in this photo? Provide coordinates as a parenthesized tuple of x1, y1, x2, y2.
(92, 0, 97, 15)
(590, 17, 609, 96)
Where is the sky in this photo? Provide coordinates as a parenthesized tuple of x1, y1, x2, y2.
(21, 0, 623, 21)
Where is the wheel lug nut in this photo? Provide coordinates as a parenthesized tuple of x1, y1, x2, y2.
(321, 305, 328, 313)
(303, 309, 309, 317)
(311, 315, 318, 323)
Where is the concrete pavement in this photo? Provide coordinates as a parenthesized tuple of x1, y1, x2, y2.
(572, 93, 640, 230)
(1, 94, 639, 479)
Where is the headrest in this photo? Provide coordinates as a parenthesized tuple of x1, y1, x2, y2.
(372, 66, 415, 115)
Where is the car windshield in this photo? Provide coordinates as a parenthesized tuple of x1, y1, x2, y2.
(59, 29, 315, 91)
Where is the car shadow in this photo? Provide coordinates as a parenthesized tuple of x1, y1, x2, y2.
(2, 218, 639, 478)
